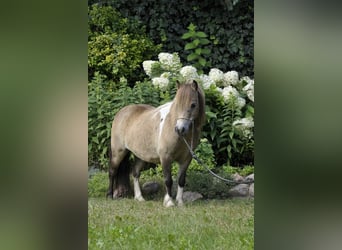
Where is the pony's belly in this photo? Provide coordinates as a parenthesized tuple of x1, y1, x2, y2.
(130, 148, 160, 164)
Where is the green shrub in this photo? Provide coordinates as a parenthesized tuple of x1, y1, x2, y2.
(185, 171, 233, 199)
(188, 138, 216, 172)
(99, 0, 253, 77)
(88, 172, 108, 197)
(88, 4, 161, 83)
(222, 165, 254, 177)
(181, 23, 211, 74)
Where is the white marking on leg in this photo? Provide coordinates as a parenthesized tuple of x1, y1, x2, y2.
(163, 193, 175, 207)
(133, 177, 145, 201)
(176, 185, 184, 206)
(158, 102, 172, 139)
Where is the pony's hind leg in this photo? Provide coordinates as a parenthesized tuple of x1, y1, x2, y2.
(132, 157, 147, 201)
(107, 146, 129, 199)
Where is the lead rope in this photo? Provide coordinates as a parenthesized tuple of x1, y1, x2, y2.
(181, 122, 253, 185)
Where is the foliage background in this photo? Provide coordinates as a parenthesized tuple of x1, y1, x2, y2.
(88, 0, 254, 78)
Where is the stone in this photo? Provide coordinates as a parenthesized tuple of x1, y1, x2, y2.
(232, 173, 244, 182)
(245, 173, 254, 182)
(228, 183, 250, 197)
(182, 191, 203, 202)
(249, 183, 254, 197)
(142, 181, 160, 195)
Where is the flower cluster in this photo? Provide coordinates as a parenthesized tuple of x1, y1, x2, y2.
(152, 77, 169, 90)
(224, 71, 239, 86)
(199, 74, 215, 90)
(142, 52, 254, 111)
(222, 86, 246, 109)
(142, 60, 157, 77)
(233, 117, 254, 139)
(180, 65, 198, 80)
(158, 52, 182, 72)
(241, 76, 254, 102)
(208, 68, 224, 85)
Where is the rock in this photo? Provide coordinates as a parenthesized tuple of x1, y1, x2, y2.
(245, 173, 254, 182)
(228, 184, 250, 197)
(232, 173, 244, 182)
(182, 191, 203, 202)
(142, 181, 160, 195)
(249, 183, 254, 197)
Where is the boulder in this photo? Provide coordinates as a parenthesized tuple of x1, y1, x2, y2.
(245, 173, 254, 182)
(182, 191, 203, 202)
(232, 173, 244, 182)
(142, 181, 160, 195)
(228, 183, 250, 197)
(249, 183, 254, 197)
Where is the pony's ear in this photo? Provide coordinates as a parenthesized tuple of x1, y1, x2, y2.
(176, 80, 181, 89)
(191, 80, 198, 91)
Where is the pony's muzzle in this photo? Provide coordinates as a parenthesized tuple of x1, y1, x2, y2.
(175, 119, 191, 136)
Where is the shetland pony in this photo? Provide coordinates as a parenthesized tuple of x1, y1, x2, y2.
(107, 80, 205, 207)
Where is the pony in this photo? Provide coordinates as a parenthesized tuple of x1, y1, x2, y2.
(107, 80, 205, 207)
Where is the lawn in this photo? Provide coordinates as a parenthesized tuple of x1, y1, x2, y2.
(88, 198, 254, 250)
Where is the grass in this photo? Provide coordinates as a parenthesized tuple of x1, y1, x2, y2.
(88, 198, 254, 250)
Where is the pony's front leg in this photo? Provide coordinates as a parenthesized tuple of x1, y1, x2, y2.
(176, 159, 191, 206)
(162, 159, 175, 207)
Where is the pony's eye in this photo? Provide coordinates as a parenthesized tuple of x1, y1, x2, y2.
(191, 103, 196, 109)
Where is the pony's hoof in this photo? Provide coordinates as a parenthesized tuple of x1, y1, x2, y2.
(134, 196, 145, 202)
(163, 199, 175, 207)
(177, 201, 184, 207)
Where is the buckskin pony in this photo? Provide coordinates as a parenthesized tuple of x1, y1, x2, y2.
(107, 80, 205, 207)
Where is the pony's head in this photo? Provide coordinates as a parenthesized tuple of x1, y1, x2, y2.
(174, 80, 205, 136)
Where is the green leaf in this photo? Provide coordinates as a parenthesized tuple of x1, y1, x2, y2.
(199, 38, 210, 45)
(195, 48, 202, 55)
(196, 31, 207, 38)
(193, 39, 200, 47)
(187, 53, 198, 61)
(185, 42, 196, 50)
(188, 23, 196, 31)
(198, 57, 206, 66)
(181, 32, 193, 40)
(201, 48, 211, 55)
(92, 137, 99, 144)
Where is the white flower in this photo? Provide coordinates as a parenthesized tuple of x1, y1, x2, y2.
(143, 60, 157, 77)
(152, 77, 169, 90)
(199, 74, 215, 90)
(223, 71, 239, 86)
(208, 68, 224, 85)
(158, 52, 182, 72)
(237, 97, 246, 109)
(180, 65, 198, 80)
(233, 117, 254, 138)
(242, 79, 254, 102)
(222, 86, 239, 101)
(222, 86, 246, 108)
(233, 117, 254, 139)
(233, 117, 254, 128)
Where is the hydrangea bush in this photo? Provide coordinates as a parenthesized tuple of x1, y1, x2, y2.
(142, 52, 254, 166)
